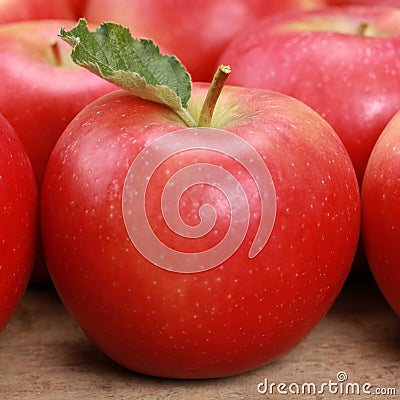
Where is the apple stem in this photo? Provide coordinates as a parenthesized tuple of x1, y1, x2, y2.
(198, 65, 231, 128)
(50, 38, 62, 66)
(356, 21, 369, 36)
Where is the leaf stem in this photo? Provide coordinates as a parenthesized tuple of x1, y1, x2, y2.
(198, 65, 231, 128)
(175, 107, 197, 128)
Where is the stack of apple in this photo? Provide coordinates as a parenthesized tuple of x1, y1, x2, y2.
(0, 0, 327, 320)
(0, 0, 398, 381)
(83, 0, 327, 82)
(217, 5, 400, 326)
(0, 0, 122, 335)
(0, 0, 328, 283)
(0, 2, 118, 284)
(39, 18, 360, 379)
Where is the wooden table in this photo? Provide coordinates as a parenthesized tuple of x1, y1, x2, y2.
(1, 273, 399, 399)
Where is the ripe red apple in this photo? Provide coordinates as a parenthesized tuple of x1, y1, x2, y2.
(41, 20, 360, 377)
(0, 20, 117, 281)
(328, 0, 400, 6)
(0, 0, 77, 24)
(0, 114, 38, 333)
(41, 83, 360, 378)
(218, 5, 400, 185)
(362, 111, 400, 317)
(84, 0, 326, 82)
(71, 0, 89, 18)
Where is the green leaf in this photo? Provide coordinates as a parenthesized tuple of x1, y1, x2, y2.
(59, 19, 196, 127)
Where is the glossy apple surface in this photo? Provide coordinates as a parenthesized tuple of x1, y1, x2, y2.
(70, 0, 88, 17)
(0, 20, 117, 188)
(0, 0, 77, 24)
(362, 111, 400, 316)
(41, 84, 360, 378)
(0, 20, 117, 281)
(329, 0, 400, 5)
(218, 6, 400, 184)
(84, 0, 326, 82)
(0, 114, 37, 332)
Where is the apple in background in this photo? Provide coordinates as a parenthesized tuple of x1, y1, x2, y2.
(0, 20, 117, 282)
(362, 111, 400, 317)
(0, 0, 77, 24)
(329, 0, 400, 6)
(83, 0, 327, 82)
(218, 6, 400, 185)
(69, 0, 89, 18)
(0, 114, 37, 332)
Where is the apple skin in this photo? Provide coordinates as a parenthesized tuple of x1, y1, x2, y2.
(0, 20, 117, 281)
(70, 0, 89, 18)
(83, 0, 326, 82)
(218, 6, 400, 185)
(0, 114, 38, 333)
(362, 111, 400, 317)
(41, 84, 360, 378)
(328, 0, 400, 6)
(0, 20, 116, 188)
(0, 0, 77, 24)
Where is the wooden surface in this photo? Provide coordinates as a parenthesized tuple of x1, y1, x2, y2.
(0, 273, 399, 400)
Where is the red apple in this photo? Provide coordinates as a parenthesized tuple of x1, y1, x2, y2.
(218, 5, 400, 185)
(41, 20, 360, 378)
(83, 0, 327, 82)
(41, 84, 360, 378)
(0, 113, 37, 332)
(0, 0, 76, 24)
(362, 111, 400, 316)
(329, 0, 400, 6)
(0, 20, 117, 281)
(70, 0, 89, 18)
